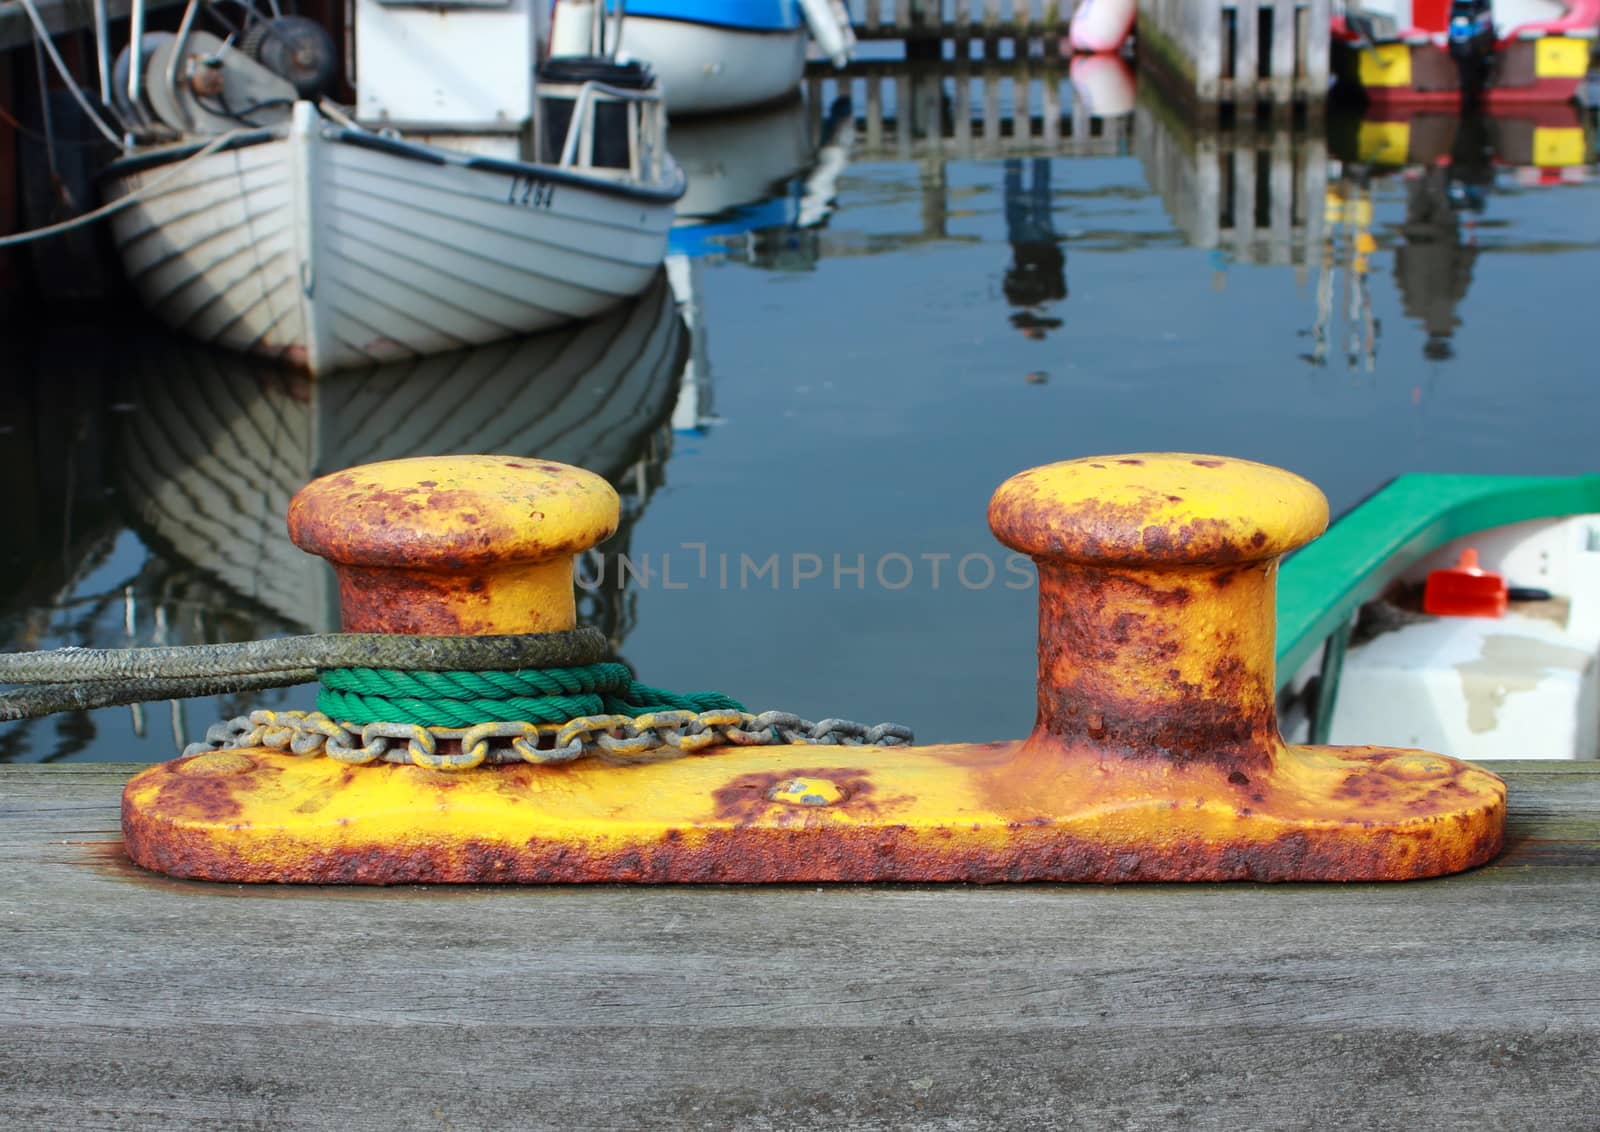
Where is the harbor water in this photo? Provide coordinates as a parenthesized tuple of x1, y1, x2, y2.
(3, 63, 1599, 762)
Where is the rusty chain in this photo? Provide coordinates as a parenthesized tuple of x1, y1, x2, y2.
(185, 708, 914, 771)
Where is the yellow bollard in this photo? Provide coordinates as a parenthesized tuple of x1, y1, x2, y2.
(122, 453, 1504, 884)
(286, 455, 619, 635)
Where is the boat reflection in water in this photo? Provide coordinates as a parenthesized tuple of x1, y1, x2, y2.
(1322, 101, 1593, 367)
(668, 94, 854, 267)
(1136, 70, 1594, 374)
(0, 273, 686, 761)
(665, 94, 856, 435)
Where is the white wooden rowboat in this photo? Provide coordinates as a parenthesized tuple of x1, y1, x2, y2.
(101, 98, 684, 375)
(91, 0, 684, 374)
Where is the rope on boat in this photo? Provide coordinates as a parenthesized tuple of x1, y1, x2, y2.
(14, 0, 123, 146)
(0, 129, 248, 248)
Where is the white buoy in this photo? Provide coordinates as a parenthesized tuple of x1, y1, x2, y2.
(1067, 0, 1136, 54)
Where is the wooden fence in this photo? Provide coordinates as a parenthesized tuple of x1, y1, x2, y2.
(847, 0, 1077, 42)
(804, 58, 1132, 162)
(1135, 89, 1326, 267)
(1138, 0, 1330, 110)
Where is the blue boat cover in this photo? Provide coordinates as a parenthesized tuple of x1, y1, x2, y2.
(619, 0, 803, 33)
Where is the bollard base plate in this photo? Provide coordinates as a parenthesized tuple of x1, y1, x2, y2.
(121, 740, 1506, 884)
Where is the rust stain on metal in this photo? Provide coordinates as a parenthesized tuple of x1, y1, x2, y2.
(334, 565, 489, 634)
(285, 456, 622, 636)
(77, 839, 220, 891)
(1024, 561, 1276, 770)
(288, 458, 618, 569)
(292, 485, 496, 566)
(146, 753, 263, 823)
(121, 808, 1506, 885)
(711, 768, 877, 825)
(991, 492, 1287, 567)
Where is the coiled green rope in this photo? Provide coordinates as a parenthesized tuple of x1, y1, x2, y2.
(316, 663, 744, 727)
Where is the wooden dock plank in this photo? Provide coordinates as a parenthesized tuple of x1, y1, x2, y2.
(2, 761, 1598, 1128)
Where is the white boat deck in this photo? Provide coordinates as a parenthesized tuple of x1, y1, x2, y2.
(1325, 515, 1600, 760)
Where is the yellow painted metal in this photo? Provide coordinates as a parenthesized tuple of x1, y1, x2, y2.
(1534, 36, 1589, 79)
(1356, 120, 1411, 166)
(1357, 43, 1412, 89)
(176, 750, 255, 776)
(122, 738, 1504, 883)
(286, 455, 618, 635)
(987, 452, 1328, 563)
(768, 776, 848, 806)
(1531, 127, 1585, 169)
(123, 452, 1507, 884)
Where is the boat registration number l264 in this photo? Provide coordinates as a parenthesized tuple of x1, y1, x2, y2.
(507, 176, 556, 209)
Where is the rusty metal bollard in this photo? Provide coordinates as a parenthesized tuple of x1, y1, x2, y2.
(989, 453, 1322, 770)
(122, 452, 1505, 884)
(285, 454, 619, 636)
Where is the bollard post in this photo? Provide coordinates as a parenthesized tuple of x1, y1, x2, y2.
(122, 452, 1505, 884)
(989, 452, 1321, 770)
(285, 455, 619, 636)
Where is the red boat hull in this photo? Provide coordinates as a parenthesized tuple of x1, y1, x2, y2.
(1331, 26, 1593, 107)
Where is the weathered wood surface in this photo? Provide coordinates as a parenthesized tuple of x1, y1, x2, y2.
(1137, 0, 1330, 109)
(3, 761, 1598, 1129)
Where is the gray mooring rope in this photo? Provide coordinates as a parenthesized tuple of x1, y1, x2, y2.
(0, 629, 608, 722)
(1, 673, 317, 721)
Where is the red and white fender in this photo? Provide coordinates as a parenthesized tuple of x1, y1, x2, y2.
(1068, 0, 1136, 53)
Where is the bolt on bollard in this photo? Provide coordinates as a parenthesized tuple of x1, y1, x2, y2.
(122, 452, 1505, 884)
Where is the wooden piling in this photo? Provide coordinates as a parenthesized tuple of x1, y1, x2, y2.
(1136, 0, 1329, 115)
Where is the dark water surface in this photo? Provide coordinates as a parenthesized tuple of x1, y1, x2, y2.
(4, 75, 1598, 762)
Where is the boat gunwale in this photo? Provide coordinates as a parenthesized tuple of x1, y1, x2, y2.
(622, 12, 807, 35)
(98, 125, 688, 205)
(1276, 473, 1600, 684)
(97, 129, 281, 183)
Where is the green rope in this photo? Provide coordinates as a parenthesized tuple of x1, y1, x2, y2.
(316, 662, 744, 728)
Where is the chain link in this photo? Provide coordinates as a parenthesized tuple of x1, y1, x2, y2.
(184, 708, 914, 770)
